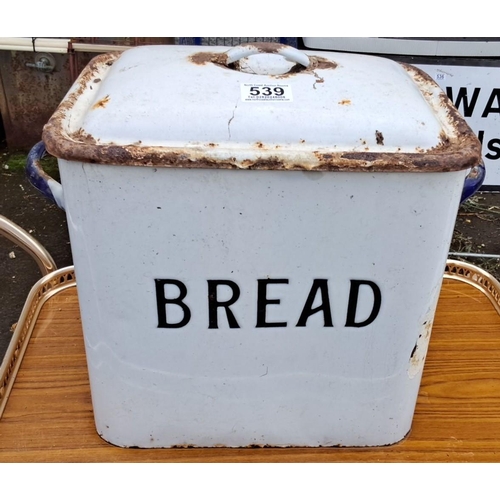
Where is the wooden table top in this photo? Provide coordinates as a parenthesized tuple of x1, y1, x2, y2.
(1, 268, 500, 462)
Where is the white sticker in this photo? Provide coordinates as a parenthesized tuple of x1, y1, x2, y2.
(241, 83, 293, 102)
(435, 72, 446, 81)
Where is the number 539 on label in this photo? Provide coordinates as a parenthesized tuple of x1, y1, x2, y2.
(241, 83, 293, 102)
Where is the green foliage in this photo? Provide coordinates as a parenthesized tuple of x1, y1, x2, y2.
(1, 150, 60, 180)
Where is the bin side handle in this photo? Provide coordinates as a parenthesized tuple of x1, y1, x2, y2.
(26, 141, 65, 211)
(226, 43, 310, 68)
(461, 162, 485, 204)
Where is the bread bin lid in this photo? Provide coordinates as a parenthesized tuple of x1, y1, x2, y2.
(43, 43, 482, 172)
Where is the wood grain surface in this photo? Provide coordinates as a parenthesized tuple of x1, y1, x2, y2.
(1, 279, 499, 462)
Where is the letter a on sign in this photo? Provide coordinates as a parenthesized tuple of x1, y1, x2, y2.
(296, 279, 334, 327)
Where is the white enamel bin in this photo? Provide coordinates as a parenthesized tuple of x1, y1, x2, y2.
(32, 43, 483, 448)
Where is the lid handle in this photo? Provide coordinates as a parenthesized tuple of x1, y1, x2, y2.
(226, 42, 310, 68)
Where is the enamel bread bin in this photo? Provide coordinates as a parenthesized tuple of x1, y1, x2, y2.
(30, 43, 483, 448)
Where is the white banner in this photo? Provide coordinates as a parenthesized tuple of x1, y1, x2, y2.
(416, 64, 500, 187)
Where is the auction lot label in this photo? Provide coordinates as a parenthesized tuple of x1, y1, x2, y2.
(241, 83, 293, 102)
(417, 64, 500, 187)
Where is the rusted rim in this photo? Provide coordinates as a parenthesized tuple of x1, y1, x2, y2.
(41, 51, 482, 172)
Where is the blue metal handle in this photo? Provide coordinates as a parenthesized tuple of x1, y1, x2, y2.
(26, 141, 65, 210)
(460, 162, 485, 204)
